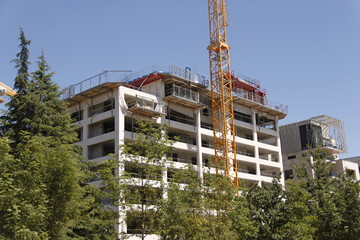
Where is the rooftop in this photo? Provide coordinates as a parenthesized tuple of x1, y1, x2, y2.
(62, 64, 288, 117)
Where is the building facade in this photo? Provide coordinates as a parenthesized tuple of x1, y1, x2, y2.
(63, 65, 288, 238)
(279, 115, 359, 181)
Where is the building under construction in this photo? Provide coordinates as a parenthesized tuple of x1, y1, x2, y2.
(63, 64, 287, 237)
(279, 115, 359, 180)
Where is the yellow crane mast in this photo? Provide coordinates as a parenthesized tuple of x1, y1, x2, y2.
(0, 82, 16, 103)
(207, 0, 238, 186)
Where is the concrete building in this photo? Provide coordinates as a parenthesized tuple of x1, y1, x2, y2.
(279, 115, 359, 181)
(63, 64, 288, 238)
(337, 156, 360, 179)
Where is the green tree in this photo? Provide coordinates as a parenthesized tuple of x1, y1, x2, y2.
(282, 180, 317, 240)
(230, 186, 259, 240)
(66, 162, 118, 240)
(294, 148, 360, 240)
(160, 165, 207, 239)
(246, 177, 289, 240)
(0, 137, 49, 239)
(0, 28, 32, 143)
(29, 52, 75, 141)
(201, 173, 242, 240)
(296, 149, 343, 240)
(102, 120, 174, 240)
(331, 173, 360, 240)
(0, 29, 117, 239)
(161, 165, 257, 240)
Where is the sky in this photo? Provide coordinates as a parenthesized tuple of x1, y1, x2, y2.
(0, 0, 359, 158)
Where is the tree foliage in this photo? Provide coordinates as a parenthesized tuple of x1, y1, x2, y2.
(0, 29, 116, 239)
(293, 149, 360, 240)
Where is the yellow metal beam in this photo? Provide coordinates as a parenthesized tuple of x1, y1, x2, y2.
(208, 0, 238, 186)
(0, 82, 16, 103)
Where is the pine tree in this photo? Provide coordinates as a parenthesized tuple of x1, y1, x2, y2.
(0, 29, 117, 239)
(13, 28, 31, 93)
(30, 52, 75, 141)
(0, 28, 33, 144)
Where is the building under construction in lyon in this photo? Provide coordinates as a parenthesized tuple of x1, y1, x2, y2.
(63, 64, 288, 237)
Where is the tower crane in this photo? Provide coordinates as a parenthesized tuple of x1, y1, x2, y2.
(0, 82, 16, 103)
(207, 0, 238, 186)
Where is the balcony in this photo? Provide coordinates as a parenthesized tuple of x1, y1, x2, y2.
(88, 140, 115, 160)
(166, 109, 195, 126)
(259, 154, 279, 162)
(233, 89, 288, 118)
(88, 99, 115, 118)
(260, 166, 281, 177)
(88, 118, 115, 139)
(238, 161, 257, 175)
(127, 95, 166, 118)
(163, 84, 205, 109)
(171, 152, 197, 165)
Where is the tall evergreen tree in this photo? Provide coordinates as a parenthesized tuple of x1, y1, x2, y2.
(30, 52, 75, 141)
(13, 28, 31, 93)
(0, 29, 117, 239)
(0, 28, 33, 144)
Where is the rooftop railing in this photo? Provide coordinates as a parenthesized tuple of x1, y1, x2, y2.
(61, 70, 132, 99)
(233, 88, 288, 114)
(62, 65, 287, 115)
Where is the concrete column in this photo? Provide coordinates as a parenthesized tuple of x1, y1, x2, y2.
(114, 87, 127, 236)
(115, 87, 126, 156)
(162, 155, 168, 199)
(252, 109, 261, 186)
(196, 109, 203, 179)
(274, 116, 285, 185)
(81, 102, 89, 159)
(160, 127, 169, 199)
(251, 109, 258, 142)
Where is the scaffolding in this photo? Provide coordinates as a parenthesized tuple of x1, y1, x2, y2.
(307, 115, 347, 152)
(281, 115, 347, 154)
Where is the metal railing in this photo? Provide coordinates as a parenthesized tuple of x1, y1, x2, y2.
(61, 65, 287, 115)
(165, 85, 200, 103)
(88, 100, 115, 117)
(259, 154, 279, 162)
(172, 157, 196, 165)
(201, 141, 214, 149)
(127, 95, 167, 115)
(238, 168, 257, 175)
(258, 138, 277, 146)
(237, 150, 255, 158)
(166, 112, 195, 126)
(126, 64, 208, 87)
(233, 88, 288, 114)
(62, 70, 131, 99)
(260, 170, 280, 177)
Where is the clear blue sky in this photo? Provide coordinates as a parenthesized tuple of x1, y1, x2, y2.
(1, 0, 359, 158)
